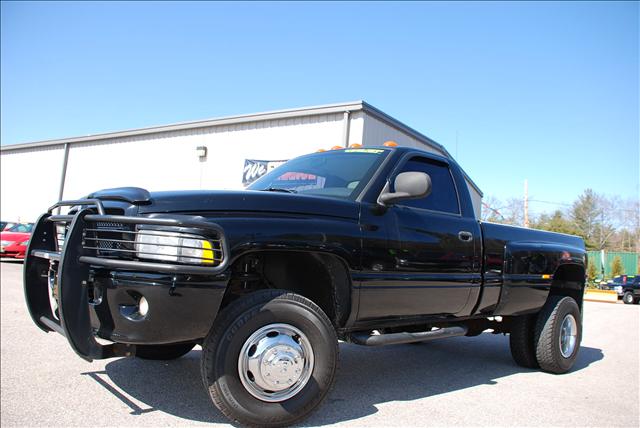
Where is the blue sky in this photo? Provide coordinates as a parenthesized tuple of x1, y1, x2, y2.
(1, 1, 638, 212)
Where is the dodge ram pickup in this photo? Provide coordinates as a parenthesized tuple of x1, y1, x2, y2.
(24, 146, 587, 427)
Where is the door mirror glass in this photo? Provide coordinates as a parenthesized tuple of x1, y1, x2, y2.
(378, 171, 432, 206)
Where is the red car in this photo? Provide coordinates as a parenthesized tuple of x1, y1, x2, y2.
(0, 223, 34, 259)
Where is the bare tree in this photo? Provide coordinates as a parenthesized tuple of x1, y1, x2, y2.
(481, 196, 506, 222)
(502, 197, 525, 226)
(480, 189, 638, 252)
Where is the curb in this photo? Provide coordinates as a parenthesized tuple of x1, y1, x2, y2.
(584, 289, 619, 304)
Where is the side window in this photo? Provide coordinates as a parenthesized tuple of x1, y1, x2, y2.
(396, 157, 460, 214)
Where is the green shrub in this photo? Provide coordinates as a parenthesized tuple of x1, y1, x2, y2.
(611, 256, 624, 277)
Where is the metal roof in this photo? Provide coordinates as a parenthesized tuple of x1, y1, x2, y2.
(0, 101, 365, 151)
(0, 100, 482, 195)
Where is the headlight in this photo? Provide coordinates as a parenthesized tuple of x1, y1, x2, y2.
(135, 230, 215, 265)
(55, 224, 67, 250)
(20, 240, 30, 246)
(0, 240, 12, 246)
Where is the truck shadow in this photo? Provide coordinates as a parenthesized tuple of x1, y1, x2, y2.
(94, 333, 603, 425)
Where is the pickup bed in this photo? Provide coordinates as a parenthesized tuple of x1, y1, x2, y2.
(24, 146, 587, 427)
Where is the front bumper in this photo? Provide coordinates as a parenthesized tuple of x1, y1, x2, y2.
(89, 270, 227, 344)
(24, 200, 230, 361)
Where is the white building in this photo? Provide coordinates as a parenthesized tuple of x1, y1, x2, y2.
(0, 101, 482, 221)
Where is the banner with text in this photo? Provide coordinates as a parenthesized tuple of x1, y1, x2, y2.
(242, 159, 287, 186)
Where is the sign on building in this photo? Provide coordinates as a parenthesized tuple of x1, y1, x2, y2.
(242, 159, 287, 186)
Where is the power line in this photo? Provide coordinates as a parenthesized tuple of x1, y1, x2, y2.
(529, 199, 572, 207)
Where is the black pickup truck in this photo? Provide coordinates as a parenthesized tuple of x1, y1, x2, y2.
(24, 146, 586, 427)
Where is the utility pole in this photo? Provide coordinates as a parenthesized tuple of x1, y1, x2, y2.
(524, 179, 529, 228)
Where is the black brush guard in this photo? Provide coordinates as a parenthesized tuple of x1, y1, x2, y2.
(24, 199, 228, 362)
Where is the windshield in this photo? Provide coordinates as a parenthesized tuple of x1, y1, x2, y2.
(248, 148, 389, 200)
(8, 223, 34, 233)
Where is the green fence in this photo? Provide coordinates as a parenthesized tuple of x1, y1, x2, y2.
(586, 251, 639, 278)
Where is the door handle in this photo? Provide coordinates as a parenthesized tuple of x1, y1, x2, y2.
(458, 231, 473, 242)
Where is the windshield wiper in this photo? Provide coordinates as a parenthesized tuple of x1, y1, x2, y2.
(261, 187, 297, 194)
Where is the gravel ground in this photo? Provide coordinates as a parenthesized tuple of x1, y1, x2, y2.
(1, 260, 638, 427)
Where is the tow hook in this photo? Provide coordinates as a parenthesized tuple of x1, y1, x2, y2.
(85, 277, 103, 306)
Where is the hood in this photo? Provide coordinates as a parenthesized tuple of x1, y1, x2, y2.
(138, 190, 360, 219)
(0, 232, 31, 242)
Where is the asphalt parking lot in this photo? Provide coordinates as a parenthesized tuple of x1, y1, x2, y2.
(1, 260, 638, 427)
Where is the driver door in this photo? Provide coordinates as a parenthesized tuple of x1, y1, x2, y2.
(357, 155, 481, 319)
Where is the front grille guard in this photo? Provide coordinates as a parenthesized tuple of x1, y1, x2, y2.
(24, 199, 228, 361)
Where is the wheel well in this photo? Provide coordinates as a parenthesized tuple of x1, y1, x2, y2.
(549, 264, 586, 309)
(219, 251, 351, 328)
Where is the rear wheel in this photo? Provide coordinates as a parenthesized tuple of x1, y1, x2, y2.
(136, 343, 195, 360)
(534, 296, 582, 374)
(201, 290, 338, 427)
(623, 292, 635, 304)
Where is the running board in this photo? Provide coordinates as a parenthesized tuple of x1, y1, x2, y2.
(348, 326, 468, 346)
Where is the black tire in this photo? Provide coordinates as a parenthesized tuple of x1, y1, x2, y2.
(623, 292, 634, 305)
(136, 343, 195, 360)
(509, 315, 539, 368)
(201, 290, 338, 427)
(534, 296, 582, 374)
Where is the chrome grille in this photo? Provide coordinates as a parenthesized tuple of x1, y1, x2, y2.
(82, 222, 136, 259)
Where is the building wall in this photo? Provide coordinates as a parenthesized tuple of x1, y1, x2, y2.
(0, 107, 483, 221)
(0, 113, 347, 221)
(361, 114, 444, 154)
(346, 111, 365, 148)
(0, 145, 66, 221)
(467, 184, 482, 218)
(64, 113, 346, 199)
(199, 114, 345, 191)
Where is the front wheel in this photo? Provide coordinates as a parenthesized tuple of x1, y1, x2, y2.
(201, 290, 338, 427)
(623, 292, 635, 304)
(534, 296, 582, 374)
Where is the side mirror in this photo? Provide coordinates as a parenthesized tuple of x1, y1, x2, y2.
(378, 171, 432, 206)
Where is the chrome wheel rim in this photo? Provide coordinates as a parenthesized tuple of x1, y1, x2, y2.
(238, 323, 314, 402)
(559, 314, 577, 358)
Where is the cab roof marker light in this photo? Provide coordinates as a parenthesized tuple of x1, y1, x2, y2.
(383, 140, 398, 147)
